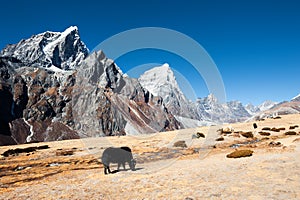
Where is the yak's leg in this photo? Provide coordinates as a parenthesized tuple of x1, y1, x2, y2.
(104, 165, 111, 174)
(122, 162, 126, 170)
(117, 162, 121, 170)
(104, 166, 108, 175)
(107, 165, 111, 173)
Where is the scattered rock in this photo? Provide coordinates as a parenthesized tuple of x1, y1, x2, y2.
(15, 166, 26, 171)
(270, 127, 281, 132)
(240, 131, 254, 138)
(220, 127, 234, 134)
(173, 140, 187, 148)
(269, 141, 282, 147)
(253, 123, 258, 129)
(226, 149, 253, 158)
(285, 131, 297, 135)
(258, 131, 271, 136)
(273, 116, 282, 119)
(289, 125, 299, 129)
(196, 132, 205, 138)
(216, 137, 224, 141)
(262, 127, 271, 131)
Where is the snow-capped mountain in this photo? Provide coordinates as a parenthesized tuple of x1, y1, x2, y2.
(0, 26, 88, 70)
(258, 100, 278, 111)
(246, 97, 300, 121)
(245, 103, 261, 115)
(138, 63, 198, 119)
(139, 64, 252, 124)
(245, 101, 278, 116)
(195, 94, 251, 123)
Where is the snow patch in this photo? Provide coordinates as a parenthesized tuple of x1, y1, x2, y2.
(43, 26, 78, 61)
(24, 119, 34, 143)
(258, 100, 278, 111)
(124, 122, 140, 135)
(47, 65, 67, 73)
(175, 115, 214, 128)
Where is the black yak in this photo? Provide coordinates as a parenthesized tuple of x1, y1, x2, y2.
(101, 146, 136, 174)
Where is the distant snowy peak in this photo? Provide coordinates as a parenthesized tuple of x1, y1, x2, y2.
(258, 100, 278, 111)
(245, 103, 260, 115)
(138, 63, 182, 97)
(200, 94, 218, 104)
(0, 26, 89, 71)
(291, 94, 300, 102)
(195, 94, 251, 123)
(139, 63, 196, 119)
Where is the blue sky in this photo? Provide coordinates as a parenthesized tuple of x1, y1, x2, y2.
(1, 0, 300, 105)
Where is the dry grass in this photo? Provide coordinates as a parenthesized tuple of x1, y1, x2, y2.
(258, 131, 271, 136)
(55, 149, 74, 156)
(284, 131, 297, 136)
(268, 127, 285, 132)
(173, 140, 187, 148)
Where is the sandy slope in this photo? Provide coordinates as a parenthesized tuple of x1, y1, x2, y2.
(1, 114, 300, 199)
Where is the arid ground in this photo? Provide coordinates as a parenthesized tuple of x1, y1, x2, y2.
(1, 114, 300, 199)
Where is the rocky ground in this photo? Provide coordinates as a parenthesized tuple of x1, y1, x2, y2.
(1, 114, 300, 199)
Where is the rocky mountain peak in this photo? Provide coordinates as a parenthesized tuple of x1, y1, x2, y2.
(245, 103, 260, 115)
(138, 63, 180, 96)
(0, 26, 88, 71)
(258, 100, 278, 111)
(138, 63, 198, 119)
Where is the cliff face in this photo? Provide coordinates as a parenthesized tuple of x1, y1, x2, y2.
(0, 57, 80, 145)
(72, 51, 181, 137)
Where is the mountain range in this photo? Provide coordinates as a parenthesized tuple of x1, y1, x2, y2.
(0, 26, 299, 145)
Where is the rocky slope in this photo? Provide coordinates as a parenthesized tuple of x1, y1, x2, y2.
(72, 51, 180, 137)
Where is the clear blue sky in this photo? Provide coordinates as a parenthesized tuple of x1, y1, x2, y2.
(1, 0, 300, 105)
